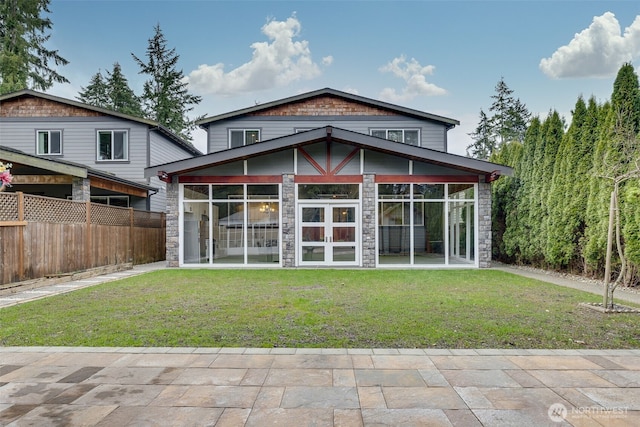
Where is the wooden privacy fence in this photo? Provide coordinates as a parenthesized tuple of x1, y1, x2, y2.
(0, 192, 166, 285)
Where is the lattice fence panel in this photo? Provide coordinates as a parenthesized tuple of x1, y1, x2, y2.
(24, 194, 86, 223)
(90, 203, 130, 226)
(0, 193, 19, 221)
(133, 210, 164, 228)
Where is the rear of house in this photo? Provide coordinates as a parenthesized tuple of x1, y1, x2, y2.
(146, 88, 512, 268)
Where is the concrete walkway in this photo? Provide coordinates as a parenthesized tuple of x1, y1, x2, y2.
(1, 263, 639, 425)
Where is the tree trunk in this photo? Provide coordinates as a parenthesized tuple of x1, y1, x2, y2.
(603, 189, 616, 308)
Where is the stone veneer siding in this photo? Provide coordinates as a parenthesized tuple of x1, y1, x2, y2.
(281, 174, 296, 267)
(362, 174, 376, 268)
(71, 177, 90, 202)
(165, 177, 179, 267)
(477, 180, 492, 268)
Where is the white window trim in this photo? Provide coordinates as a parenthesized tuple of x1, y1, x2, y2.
(36, 130, 63, 155)
(96, 130, 129, 161)
(228, 129, 261, 149)
(370, 128, 421, 146)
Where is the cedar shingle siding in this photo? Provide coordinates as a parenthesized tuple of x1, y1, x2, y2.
(249, 95, 398, 117)
(0, 97, 102, 118)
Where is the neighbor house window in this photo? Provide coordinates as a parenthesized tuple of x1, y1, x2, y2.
(229, 129, 260, 148)
(97, 130, 128, 161)
(37, 130, 62, 155)
(91, 195, 129, 207)
(371, 129, 420, 146)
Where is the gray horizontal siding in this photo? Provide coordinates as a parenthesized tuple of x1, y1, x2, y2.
(205, 116, 448, 153)
(1, 116, 148, 181)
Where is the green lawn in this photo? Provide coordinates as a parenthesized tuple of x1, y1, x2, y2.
(1, 269, 639, 349)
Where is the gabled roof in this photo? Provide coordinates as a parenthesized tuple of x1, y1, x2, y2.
(0, 89, 202, 156)
(0, 145, 157, 193)
(145, 126, 513, 181)
(196, 87, 460, 129)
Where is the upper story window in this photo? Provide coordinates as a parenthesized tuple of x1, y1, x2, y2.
(229, 129, 260, 148)
(37, 130, 62, 155)
(371, 129, 420, 146)
(97, 130, 128, 161)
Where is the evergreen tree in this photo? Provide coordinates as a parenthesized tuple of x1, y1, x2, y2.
(530, 111, 563, 263)
(77, 71, 109, 107)
(106, 63, 143, 117)
(545, 98, 587, 268)
(611, 62, 640, 134)
(132, 24, 202, 140)
(77, 63, 143, 117)
(489, 140, 523, 262)
(466, 109, 494, 159)
(502, 116, 541, 261)
(488, 77, 530, 148)
(0, 0, 68, 94)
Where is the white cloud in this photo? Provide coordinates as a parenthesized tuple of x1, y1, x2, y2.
(322, 56, 333, 66)
(186, 15, 324, 95)
(378, 55, 447, 103)
(540, 12, 640, 79)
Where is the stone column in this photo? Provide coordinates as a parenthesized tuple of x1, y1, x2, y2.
(281, 174, 296, 267)
(362, 174, 376, 268)
(477, 180, 492, 268)
(165, 177, 179, 267)
(71, 177, 91, 201)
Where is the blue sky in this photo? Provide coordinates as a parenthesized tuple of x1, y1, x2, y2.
(47, 0, 640, 155)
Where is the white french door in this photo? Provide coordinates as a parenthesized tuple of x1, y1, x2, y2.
(298, 203, 360, 266)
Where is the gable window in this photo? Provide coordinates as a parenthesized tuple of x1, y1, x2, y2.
(37, 130, 62, 155)
(229, 129, 260, 148)
(97, 130, 128, 161)
(371, 129, 420, 146)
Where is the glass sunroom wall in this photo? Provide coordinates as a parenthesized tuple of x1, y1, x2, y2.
(377, 184, 411, 264)
(413, 184, 445, 265)
(247, 184, 280, 264)
(448, 184, 475, 265)
(183, 185, 210, 264)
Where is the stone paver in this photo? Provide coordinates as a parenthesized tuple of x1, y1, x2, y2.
(1, 347, 639, 426)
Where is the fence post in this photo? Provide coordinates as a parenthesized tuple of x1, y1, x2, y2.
(17, 192, 24, 281)
(129, 208, 134, 264)
(86, 201, 91, 269)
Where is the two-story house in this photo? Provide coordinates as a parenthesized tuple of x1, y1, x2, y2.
(145, 88, 512, 268)
(0, 90, 201, 211)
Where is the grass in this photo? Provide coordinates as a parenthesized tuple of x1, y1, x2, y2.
(1, 269, 639, 349)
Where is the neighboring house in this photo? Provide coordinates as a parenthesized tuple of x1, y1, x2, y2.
(0, 89, 201, 211)
(145, 88, 513, 268)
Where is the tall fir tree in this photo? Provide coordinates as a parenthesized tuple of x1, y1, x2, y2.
(78, 63, 143, 117)
(488, 77, 530, 148)
(132, 24, 202, 140)
(0, 0, 68, 94)
(466, 109, 494, 159)
(77, 71, 109, 108)
(106, 63, 143, 117)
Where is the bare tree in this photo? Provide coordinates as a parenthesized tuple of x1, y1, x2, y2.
(601, 111, 640, 309)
